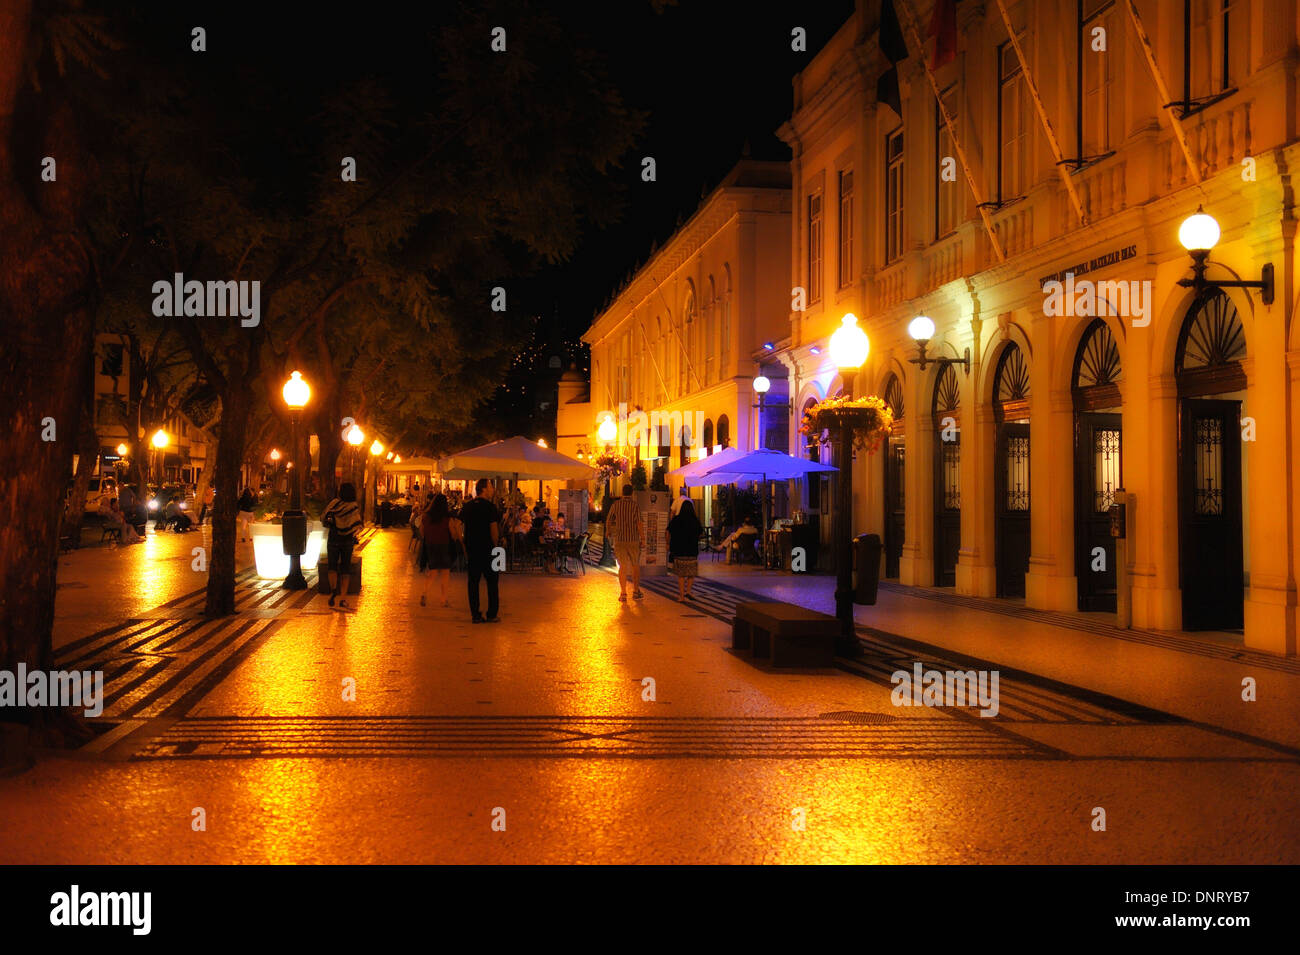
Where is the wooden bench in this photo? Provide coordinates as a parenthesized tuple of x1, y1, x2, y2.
(732, 601, 839, 667)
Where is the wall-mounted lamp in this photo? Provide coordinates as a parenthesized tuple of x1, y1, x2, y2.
(906, 315, 970, 373)
(1175, 206, 1273, 305)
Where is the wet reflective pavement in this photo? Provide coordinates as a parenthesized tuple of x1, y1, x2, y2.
(1, 527, 1297, 863)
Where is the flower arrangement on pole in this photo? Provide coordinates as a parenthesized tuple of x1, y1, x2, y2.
(799, 394, 895, 453)
(592, 450, 630, 483)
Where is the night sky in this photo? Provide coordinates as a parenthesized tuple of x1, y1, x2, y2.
(519, 1, 855, 340)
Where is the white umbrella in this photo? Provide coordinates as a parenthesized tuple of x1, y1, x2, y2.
(437, 436, 596, 481)
(667, 446, 746, 486)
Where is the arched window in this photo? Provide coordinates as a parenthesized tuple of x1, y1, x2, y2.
(1175, 289, 1246, 397)
(1072, 319, 1122, 411)
(705, 275, 717, 385)
(655, 316, 667, 406)
(703, 419, 714, 453)
(717, 414, 730, 449)
(720, 264, 732, 379)
(681, 284, 696, 395)
(993, 342, 1031, 423)
(883, 372, 905, 422)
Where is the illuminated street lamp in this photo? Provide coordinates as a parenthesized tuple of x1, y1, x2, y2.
(537, 438, 547, 448)
(150, 429, 169, 483)
(346, 424, 364, 488)
(829, 313, 869, 655)
(116, 443, 128, 457)
(280, 370, 311, 591)
(1176, 206, 1274, 304)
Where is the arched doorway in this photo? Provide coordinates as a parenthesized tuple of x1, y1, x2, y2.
(1176, 290, 1246, 631)
(1072, 320, 1123, 611)
(932, 364, 961, 586)
(882, 373, 905, 579)
(993, 343, 1031, 598)
(717, 415, 730, 449)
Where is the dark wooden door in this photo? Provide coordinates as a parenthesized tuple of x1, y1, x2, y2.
(995, 422, 1031, 598)
(933, 431, 960, 586)
(883, 435, 905, 578)
(1178, 399, 1244, 630)
(1075, 413, 1122, 612)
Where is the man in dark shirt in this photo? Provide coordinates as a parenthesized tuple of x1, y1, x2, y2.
(460, 478, 501, 623)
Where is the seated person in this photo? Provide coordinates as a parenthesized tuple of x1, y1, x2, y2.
(713, 515, 760, 562)
(163, 496, 193, 532)
(98, 497, 142, 545)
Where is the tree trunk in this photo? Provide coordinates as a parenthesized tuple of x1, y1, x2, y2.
(315, 402, 342, 503)
(67, 405, 100, 544)
(204, 388, 251, 616)
(0, 0, 97, 742)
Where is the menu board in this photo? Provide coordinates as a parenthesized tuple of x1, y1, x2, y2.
(636, 490, 671, 575)
(557, 488, 588, 536)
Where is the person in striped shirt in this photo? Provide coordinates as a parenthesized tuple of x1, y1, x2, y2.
(606, 483, 644, 602)
(322, 482, 363, 608)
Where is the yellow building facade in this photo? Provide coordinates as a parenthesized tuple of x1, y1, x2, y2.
(583, 160, 792, 502)
(775, 0, 1298, 653)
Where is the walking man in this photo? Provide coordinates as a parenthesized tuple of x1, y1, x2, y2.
(607, 483, 644, 602)
(461, 478, 501, 623)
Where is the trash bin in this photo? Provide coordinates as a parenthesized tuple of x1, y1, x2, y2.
(854, 533, 882, 605)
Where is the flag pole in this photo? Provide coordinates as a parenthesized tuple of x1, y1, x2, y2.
(991, 0, 1088, 225)
(1120, 0, 1203, 186)
(894, 0, 1006, 262)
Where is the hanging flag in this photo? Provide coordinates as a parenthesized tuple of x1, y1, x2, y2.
(876, 0, 909, 116)
(929, 0, 958, 68)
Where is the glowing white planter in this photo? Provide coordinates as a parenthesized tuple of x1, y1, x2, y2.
(251, 520, 324, 579)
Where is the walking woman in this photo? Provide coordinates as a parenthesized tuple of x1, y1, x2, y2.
(667, 496, 703, 601)
(419, 493, 455, 607)
(322, 482, 363, 608)
(237, 487, 256, 542)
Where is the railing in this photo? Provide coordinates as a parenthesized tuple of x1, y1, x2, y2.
(992, 202, 1033, 258)
(922, 233, 963, 291)
(876, 260, 907, 310)
(1161, 97, 1253, 191)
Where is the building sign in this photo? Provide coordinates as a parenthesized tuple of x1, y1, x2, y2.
(1037, 244, 1138, 290)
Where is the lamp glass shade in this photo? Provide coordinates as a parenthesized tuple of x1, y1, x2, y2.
(116, 443, 128, 456)
(908, 315, 936, 342)
(829, 313, 870, 370)
(151, 429, 169, 449)
(369, 440, 384, 456)
(386, 451, 394, 461)
(346, 425, 364, 446)
(1178, 211, 1220, 252)
(282, 370, 311, 408)
(597, 417, 617, 443)
(537, 438, 547, 448)
(269, 449, 281, 461)
(753, 375, 771, 394)
(393, 455, 402, 463)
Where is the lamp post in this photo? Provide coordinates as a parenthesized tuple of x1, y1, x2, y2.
(151, 428, 169, 485)
(1175, 206, 1274, 304)
(828, 313, 869, 656)
(597, 415, 618, 567)
(368, 439, 383, 526)
(346, 425, 364, 490)
(280, 371, 311, 590)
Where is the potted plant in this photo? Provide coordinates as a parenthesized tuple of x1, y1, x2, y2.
(630, 462, 648, 491)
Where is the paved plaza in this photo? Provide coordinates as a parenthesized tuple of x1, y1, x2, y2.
(1, 526, 1296, 864)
